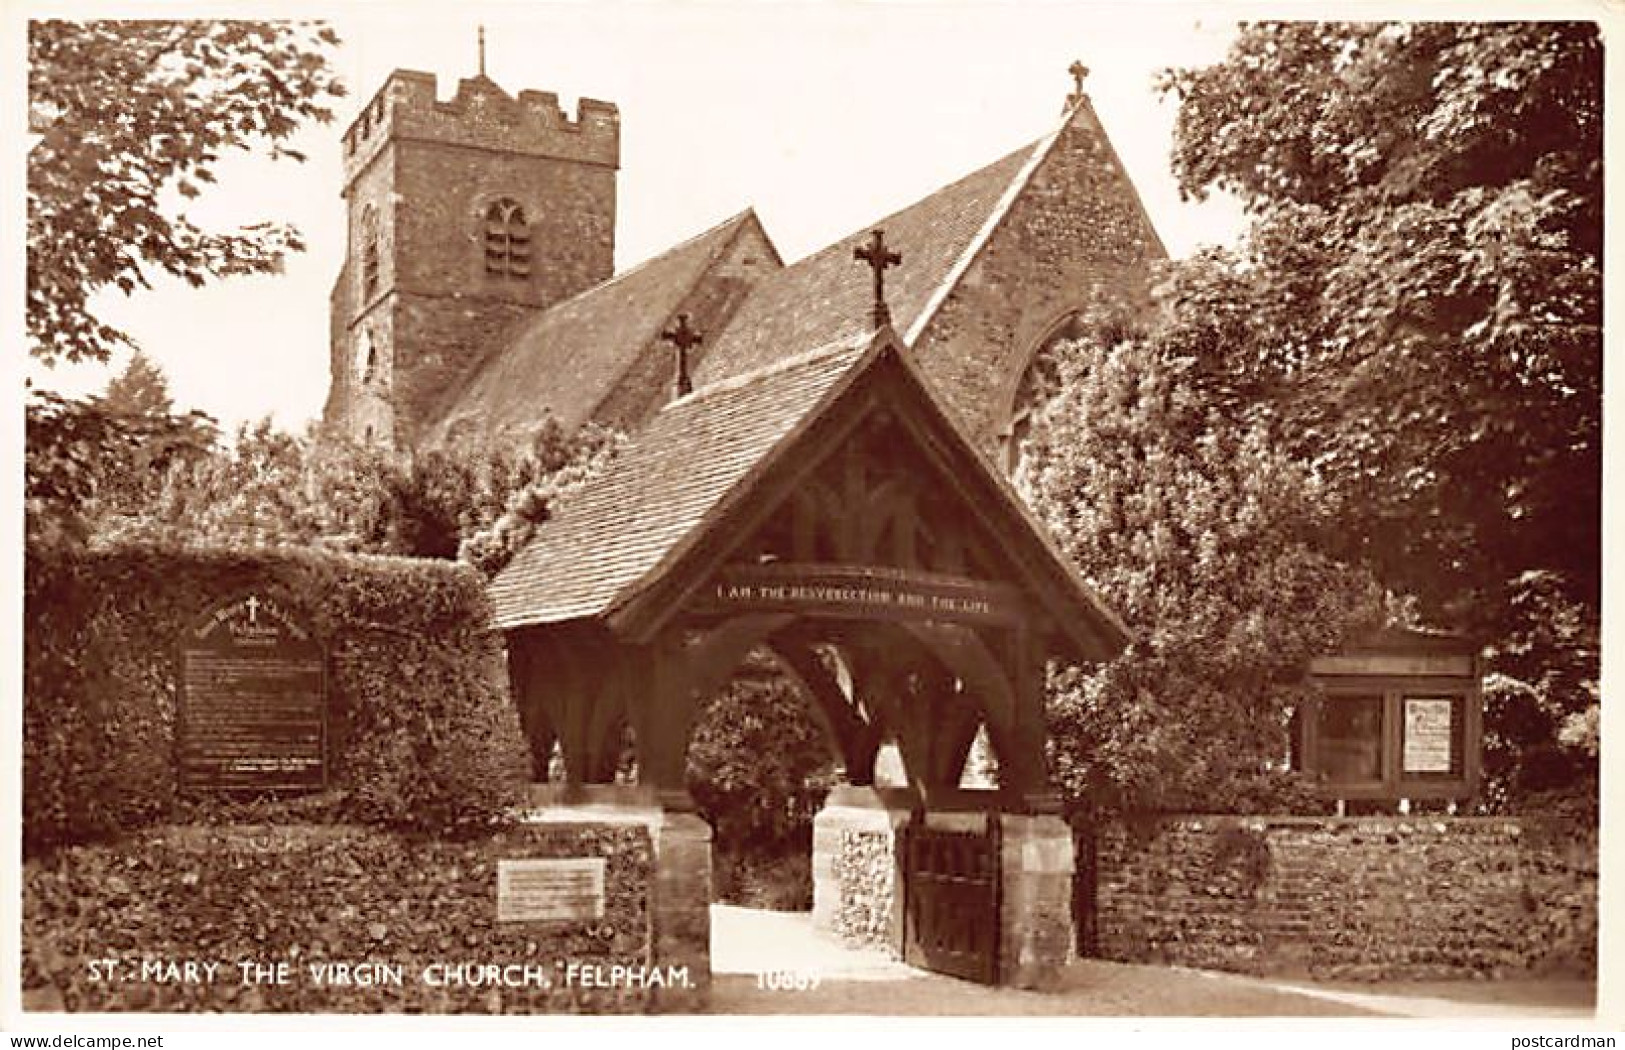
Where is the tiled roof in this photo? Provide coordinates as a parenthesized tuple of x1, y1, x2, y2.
(487, 326, 1132, 664)
(693, 142, 1040, 385)
(423, 210, 763, 444)
(487, 333, 872, 630)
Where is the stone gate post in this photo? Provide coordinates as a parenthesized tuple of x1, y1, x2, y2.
(998, 807, 1076, 990)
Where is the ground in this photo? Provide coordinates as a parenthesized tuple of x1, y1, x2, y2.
(707, 905, 1598, 1018)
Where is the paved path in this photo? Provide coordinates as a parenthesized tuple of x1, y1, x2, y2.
(1256, 977, 1595, 1021)
(708, 905, 1596, 1019)
(710, 904, 915, 982)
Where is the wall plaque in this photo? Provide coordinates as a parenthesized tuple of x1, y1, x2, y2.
(497, 858, 606, 923)
(179, 593, 326, 791)
(1403, 697, 1455, 774)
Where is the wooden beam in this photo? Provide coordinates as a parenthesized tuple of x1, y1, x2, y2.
(897, 621, 1017, 741)
(623, 614, 793, 803)
(766, 637, 881, 783)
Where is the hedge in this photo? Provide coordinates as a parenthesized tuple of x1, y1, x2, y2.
(22, 823, 657, 1013)
(23, 540, 531, 851)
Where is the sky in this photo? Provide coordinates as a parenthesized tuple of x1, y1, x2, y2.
(25, 3, 1250, 435)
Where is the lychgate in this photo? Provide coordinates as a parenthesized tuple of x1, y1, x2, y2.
(489, 324, 1130, 999)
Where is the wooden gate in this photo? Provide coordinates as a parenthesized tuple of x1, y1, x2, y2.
(1072, 821, 1098, 956)
(901, 815, 1001, 984)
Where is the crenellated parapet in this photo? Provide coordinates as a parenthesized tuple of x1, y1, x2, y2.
(341, 69, 620, 185)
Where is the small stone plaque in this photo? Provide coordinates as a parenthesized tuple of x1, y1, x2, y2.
(497, 858, 606, 923)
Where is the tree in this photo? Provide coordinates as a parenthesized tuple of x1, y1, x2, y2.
(100, 351, 173, 417)
(1018, 334, 1382, 813)
(116, 419, 621, 565)
(687, 652, 839, 908)
(90, 353, 218, 514)
(1158, 22, 1599, 629)
(25, 391, 141, 549)
(28, 20, 345, 364)
(1155, 21, 1601, 806)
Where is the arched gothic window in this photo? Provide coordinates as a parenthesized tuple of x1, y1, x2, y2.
(360, 206, 380, 300)
(1004, 314, 1132, 474)
(1003, 314, 1080, 474)
(484, 198, 531, 278)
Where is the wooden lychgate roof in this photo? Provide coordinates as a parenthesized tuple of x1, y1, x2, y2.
(488, 327, 1130, 664)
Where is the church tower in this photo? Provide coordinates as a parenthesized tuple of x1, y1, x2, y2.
(323, 66, 620, 448)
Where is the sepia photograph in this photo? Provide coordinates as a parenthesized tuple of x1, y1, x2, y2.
(8, 1, 1613, 1035)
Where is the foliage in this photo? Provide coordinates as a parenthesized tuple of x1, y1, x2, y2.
(22, 542, 529, 852)
(101, 351, 173, 417)
(26, 391, 142, 547)
(22, 825, 652, 1012)
(687, 651, 839, 871)
(112, 418, 620, 566)
(97, 355, 220, 515)
(1155, 22, 1601, 809)
(28, 20, 345, 364)
(712, 851, 814, 913)
(1019, 335, 1382, 813)
(458, 421, 626, 576)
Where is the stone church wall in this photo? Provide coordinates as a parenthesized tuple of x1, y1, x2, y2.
(914, 101, 1165, 456)
(1084, 815, 1598, 981)
(390, 146, 615, 309)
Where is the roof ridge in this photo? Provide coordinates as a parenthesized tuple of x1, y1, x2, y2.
(421, 208, 763, 442)
(578, 208, 770, 424)
(593, 208, 758, 296)
(669, 330, 874, 408)
(784, 143, 1037, 273)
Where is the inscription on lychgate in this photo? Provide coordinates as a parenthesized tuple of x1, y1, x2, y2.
(705, 564, 1023, 626)
(497, 858, 606, 923)
(180, 593, 326, 791)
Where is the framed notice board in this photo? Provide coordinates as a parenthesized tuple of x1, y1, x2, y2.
(179, 592, 327, 792)
(1297, 628, 1482, 804)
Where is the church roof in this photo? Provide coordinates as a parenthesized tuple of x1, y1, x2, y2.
(693, 143, 1039, 386)
(423, 209, 767, 444)
(487, 327, 1131, 664)
(488, 332, 871, 630)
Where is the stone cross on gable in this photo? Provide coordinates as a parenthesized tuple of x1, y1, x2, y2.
(853, 229, 902, 329)
(245, 595, 261, 624)
(1069, 60, 1090, 96)
(661, 313, 702, 398)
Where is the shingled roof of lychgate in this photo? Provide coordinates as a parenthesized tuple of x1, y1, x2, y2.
(486, 333, 873, 630)
(487, 325, 1131, 662)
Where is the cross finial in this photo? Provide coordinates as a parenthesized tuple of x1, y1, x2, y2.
(478, 25, 487, 77)
(245, 595, 261, 624)
(1068, 60, 1089, 98)
(660, 313, 703, 398)
(853, 229, 902, 329)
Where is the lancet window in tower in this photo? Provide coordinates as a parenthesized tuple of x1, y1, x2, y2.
(360, 207, 380, 300)
(356, 328, 379, 385)
(484, 198, 531, 278)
